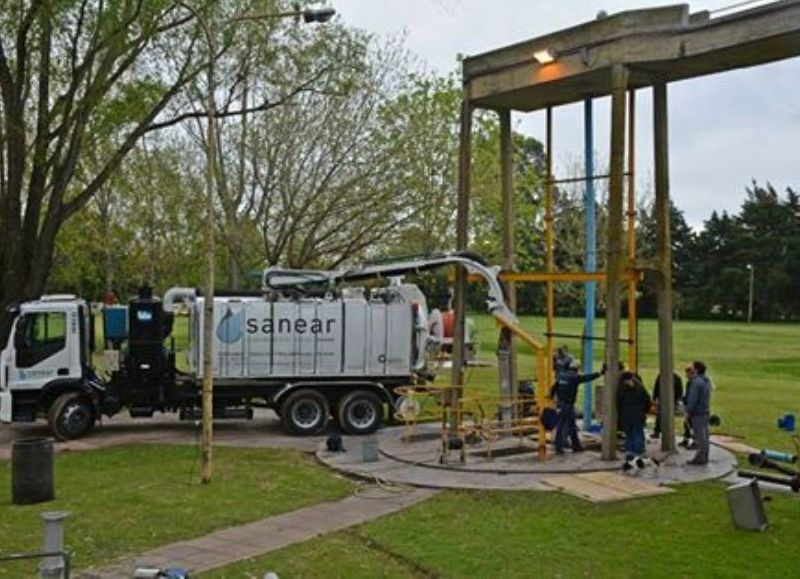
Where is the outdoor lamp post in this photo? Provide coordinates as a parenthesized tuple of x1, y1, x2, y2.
(746, 263, 754, 323)
(175, 1, 336, 484)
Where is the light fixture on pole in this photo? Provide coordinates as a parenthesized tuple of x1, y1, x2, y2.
(746, 263, 754, 323)
(303, 7, 336, 23)
(533, 47, 558, 65)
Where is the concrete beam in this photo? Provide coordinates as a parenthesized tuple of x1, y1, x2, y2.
(464, 1, 800, 112)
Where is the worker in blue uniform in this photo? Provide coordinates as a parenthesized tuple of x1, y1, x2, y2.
(550, 360, 602, 454)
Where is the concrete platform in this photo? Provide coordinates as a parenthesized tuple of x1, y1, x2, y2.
(2, 412, 738, 494)
(318, 422, 738, 492)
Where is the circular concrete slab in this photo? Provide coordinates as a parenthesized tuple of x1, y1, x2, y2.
(317, 422, 737, 491)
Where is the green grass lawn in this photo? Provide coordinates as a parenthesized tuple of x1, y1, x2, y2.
(206, 314, 800, 579)
(0, 445, 352, 577)
(205, 483, 800, 579)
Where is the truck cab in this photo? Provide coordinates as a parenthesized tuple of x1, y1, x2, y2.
(1, 296, 96, 436)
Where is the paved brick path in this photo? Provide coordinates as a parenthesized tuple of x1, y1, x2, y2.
(79, 487, 437, 578)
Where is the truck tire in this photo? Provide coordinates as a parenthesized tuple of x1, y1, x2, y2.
(280, 389, 329, 436)
(337, 390, 383, 435)
(48, 392, 95, 441)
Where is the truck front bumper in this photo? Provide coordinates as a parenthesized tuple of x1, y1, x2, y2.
(0, 390, 11, 423)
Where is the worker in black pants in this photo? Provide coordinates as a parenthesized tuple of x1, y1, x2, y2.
(550, 360, 601, 454)
(679, 365, 695, 447)
(650, 371, 684, 440)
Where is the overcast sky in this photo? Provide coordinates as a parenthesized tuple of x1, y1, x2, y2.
(334, 0, 800, 228)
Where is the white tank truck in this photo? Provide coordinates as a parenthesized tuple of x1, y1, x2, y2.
(0, 252, 518, 441)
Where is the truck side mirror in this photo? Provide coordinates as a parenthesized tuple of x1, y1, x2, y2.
(13, 316, 29, 350)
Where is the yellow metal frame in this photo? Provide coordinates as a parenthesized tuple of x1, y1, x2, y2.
(459, 94, 641, 375)
(437, 310, 553, 463)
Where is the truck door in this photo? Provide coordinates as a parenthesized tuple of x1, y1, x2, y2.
(10, 310, 78, 390)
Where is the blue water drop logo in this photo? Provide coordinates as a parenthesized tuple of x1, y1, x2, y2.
(216, 308, 245, 344)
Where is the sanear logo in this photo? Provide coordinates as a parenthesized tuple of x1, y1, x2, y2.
(216, 308, 245, 344)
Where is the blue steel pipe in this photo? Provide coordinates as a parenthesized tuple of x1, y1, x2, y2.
(583, 97, 596, 430)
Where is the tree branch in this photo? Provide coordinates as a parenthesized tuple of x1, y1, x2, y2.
(60, 39, 202, 219)
(143, 66, 332, 133)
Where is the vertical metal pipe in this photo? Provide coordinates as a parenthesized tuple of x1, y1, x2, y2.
(499, 109, 517, 414)
(654, 81, 676, 452)
(545, 106, 555, 374)
(603, 64, 628, 461)
(452, 100, 473, 397)
(626, 89, 638, 373)
(583, 97, 596, 431)
(40, 512, 67, 579)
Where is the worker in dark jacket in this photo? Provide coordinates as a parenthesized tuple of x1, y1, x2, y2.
(650, 372, 683, 439)
(550, 360, 601, 454)
(685, 361, 712, 465)
(617, 371, 651, 467)
(553, 345, 574, 377)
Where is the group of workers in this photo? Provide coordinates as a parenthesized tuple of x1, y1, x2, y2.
(549, 346, 713, 469)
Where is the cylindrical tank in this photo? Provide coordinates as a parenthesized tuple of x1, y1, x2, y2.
(11, 437, 54, 505)
(103, 305, 128, 348)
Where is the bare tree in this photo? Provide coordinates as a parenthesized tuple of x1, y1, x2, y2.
(209, 36, 417, 271)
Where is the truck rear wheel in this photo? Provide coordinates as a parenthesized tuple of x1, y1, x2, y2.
(281, 389, 329, 436)
(48, 392, 95, 441)
(337, 390, 383, 435)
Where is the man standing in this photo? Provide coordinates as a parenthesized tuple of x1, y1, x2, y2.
(618, 371, 652, 468)
(685, 361, 712, 465)
(550, 360, 601, 454)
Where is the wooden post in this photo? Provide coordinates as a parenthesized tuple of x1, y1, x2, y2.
(452, 100, 473, 394)
(201, 18, 218, 485)
(654, 81, 676, 453)
(545, 106, 555, 373)
(499, 109, 517, 411)
(602, 64, 628, 461)
(626, 89, 638, 373)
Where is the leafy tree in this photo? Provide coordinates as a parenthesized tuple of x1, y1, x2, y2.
(0, 0, 340, 341)
(49, 142, 207, 299)
(376, 74, 462, 257)
(637, 200, 696, 318)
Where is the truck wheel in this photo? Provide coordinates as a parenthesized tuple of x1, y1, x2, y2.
(337, 391, 383, 435)
(48, 392, 95, 441)
(281, 390, 329, 436)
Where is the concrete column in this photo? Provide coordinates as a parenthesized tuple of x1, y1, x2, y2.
(545, 107, 555, 372)
(602, 64, 628, 461)
(499, 109, 517, 414)
(654, 81, 676, 453)
(452, 100, 473, 395)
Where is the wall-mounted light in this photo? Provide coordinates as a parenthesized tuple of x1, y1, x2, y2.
(533, 48, 557, 65)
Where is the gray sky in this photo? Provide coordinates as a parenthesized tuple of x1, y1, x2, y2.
(334, 0, 800, 227)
